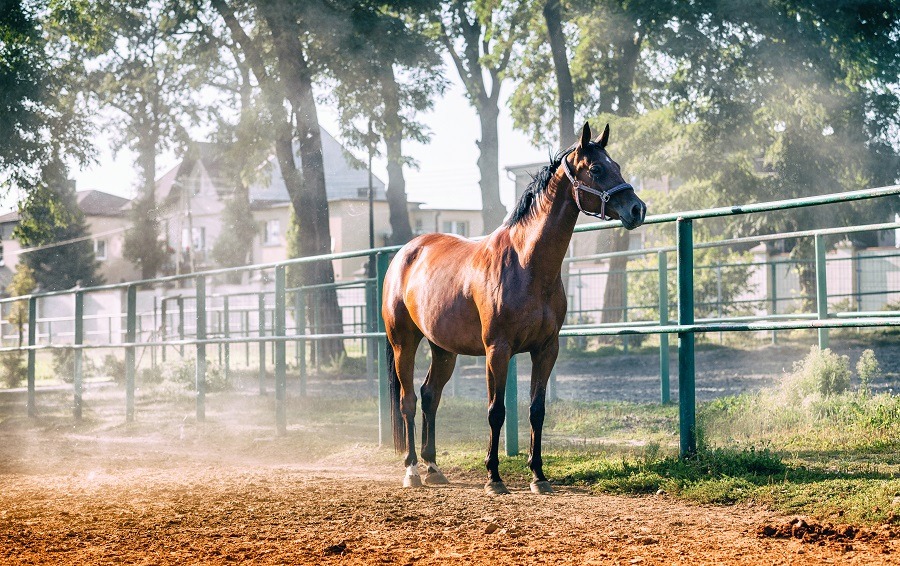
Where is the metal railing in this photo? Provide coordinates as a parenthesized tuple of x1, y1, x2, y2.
(3, 184, 900, 457)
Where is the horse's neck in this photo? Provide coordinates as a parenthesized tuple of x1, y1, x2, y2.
(508, 173, 579, 286)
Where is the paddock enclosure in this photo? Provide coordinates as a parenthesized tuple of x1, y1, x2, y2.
(2, 186, 900, 564)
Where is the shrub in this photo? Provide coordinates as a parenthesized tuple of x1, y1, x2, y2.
(101, 354, 125, 383)
(781, 346, 850, 401)
(856, 349, 881, 397)
(163, 358, 231, 392)
(0, 352, 26, 388)
(52, 348, 75, 383)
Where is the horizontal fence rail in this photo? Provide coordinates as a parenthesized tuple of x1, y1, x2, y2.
(3, 184, 899, 458)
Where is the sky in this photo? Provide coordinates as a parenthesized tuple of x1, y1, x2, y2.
(69, 66, 550, 213)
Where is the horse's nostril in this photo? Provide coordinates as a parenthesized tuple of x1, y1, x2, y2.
(631, 204, 641, 219)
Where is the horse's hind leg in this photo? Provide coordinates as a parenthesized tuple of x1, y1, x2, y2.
(392, 334, 422, 488)
(420, 342, 456, 485)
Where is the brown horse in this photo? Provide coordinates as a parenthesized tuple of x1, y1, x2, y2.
(382, 122, 646, 495)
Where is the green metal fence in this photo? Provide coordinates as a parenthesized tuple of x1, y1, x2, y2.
(3, 184, 900, 459)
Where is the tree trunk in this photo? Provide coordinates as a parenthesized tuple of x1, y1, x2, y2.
(543, 0, 575, 149)
(262, 4, 344, 361)
(379, 65, 414, 245)
(478, 103, 506, 232)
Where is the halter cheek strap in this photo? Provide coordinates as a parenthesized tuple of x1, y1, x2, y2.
(561, 151, 634, 220)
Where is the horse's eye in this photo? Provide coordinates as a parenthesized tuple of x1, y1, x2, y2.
(590, 164, 604, 176)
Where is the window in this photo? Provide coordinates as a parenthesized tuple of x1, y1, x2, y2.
(414, 218, 424, 235)
(264, 219, 281, 245)
(94, 239, 107, 261)
(181, 227, 206, 251)
(442, 220, 469, 238)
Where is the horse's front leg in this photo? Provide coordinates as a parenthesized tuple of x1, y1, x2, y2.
(528, 339, 559, 494)
(484, 341, 512, 495)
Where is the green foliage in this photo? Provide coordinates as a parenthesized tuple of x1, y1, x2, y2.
(13, 166, 102, 291)
(210, 186, 256, 278)
(629, 246, 759, 322)
(5, 262, 36, 347)
(0, 352, 26, 388)
(0, 1, 93, 190)
(123, 195, 167, 279)
(856, 349, 881, 397)
(163, 358, 231, 392)
(52, 348, 74, 383)
(781, 346, 851, 401)
(100, 354, 125, 383)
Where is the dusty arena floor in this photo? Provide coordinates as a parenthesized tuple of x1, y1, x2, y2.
(1, 414, 898, 565)
(2, 338, 899, 565)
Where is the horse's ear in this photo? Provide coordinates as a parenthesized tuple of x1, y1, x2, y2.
(579, 122, 592, 149)
(595, 123, 610, 149)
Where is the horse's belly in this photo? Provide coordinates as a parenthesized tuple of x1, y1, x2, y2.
(413, 293, 485, 356)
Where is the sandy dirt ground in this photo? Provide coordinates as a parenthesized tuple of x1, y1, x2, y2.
(1, 340, 899, 565)
(1, 413, 898, 565)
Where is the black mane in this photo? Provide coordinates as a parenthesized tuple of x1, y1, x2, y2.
(504, 147, 570, 227)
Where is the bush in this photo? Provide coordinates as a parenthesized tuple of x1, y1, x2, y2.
(0, 352, 26, 388)
(52, 348, 75, 383)
(856, 349, 881, 396)
(101, 354, 126, 383)
(781, 346, 850, 401)
(163, 358, 231, 392)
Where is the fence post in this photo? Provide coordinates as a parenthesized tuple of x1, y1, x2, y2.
(223, 295, 230, 382)
(26, 296, 36, 418)
(125, 285, 136, 422)
(505, 354, 519, 456)
(768, 259, 778, 344)
(676, 218, 696, 457)
(366, 276, 376, 392)
(376, 252, 391, 446)
(151, 296, 157, 370)
(195, 277, 206, 422)
(275, 265, 287, 435)
(296, 288, 306, 397)
(815, 234, 829, 349)
(74, 291, 84, 420)
(177, 296, 185, 357)
(161, 298, 167, 363)
(258, 292, 266, 395)
(622, 270, 629, 353)
(658, 251, 670, 404)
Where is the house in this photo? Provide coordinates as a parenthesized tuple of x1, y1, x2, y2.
(0, 189, 134, 287)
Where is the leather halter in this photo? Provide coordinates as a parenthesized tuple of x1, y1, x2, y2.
(561, 149, 634, 220)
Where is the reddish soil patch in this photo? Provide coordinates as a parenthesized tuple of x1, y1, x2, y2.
(1, 422, 898, 565)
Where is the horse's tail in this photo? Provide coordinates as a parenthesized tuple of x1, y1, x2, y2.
(387, 340, 405, 454)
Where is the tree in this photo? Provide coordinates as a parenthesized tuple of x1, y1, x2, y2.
(431, 0, 534, 232)
(13, 164, 103, 291)
(0, 0, 93, 191)
(325, 1, 446, 246)
(2, 262, 34, 388)
(6, 262, 36, 348)
(210, 0, 349, 360)
(510, 0, 900, 319)
(59, 0, 210, 278)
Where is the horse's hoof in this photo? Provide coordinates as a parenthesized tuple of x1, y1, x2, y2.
(485, 481, 510, 495)
(424, 470, 449, 486)
(403, 474, 423, 488)
(530, 480, 554, 495)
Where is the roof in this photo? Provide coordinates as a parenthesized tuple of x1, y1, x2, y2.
(76, 190, 129, 216)
(0, 210, 19, 224)
(250, 127, 387, 203)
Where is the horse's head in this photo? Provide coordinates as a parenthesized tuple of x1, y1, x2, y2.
(563, 122, 647, 230)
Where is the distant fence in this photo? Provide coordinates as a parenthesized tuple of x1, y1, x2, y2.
(2, 184, 900, 459)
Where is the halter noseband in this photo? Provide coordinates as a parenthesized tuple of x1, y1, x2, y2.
(561, 149, 634, 220)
